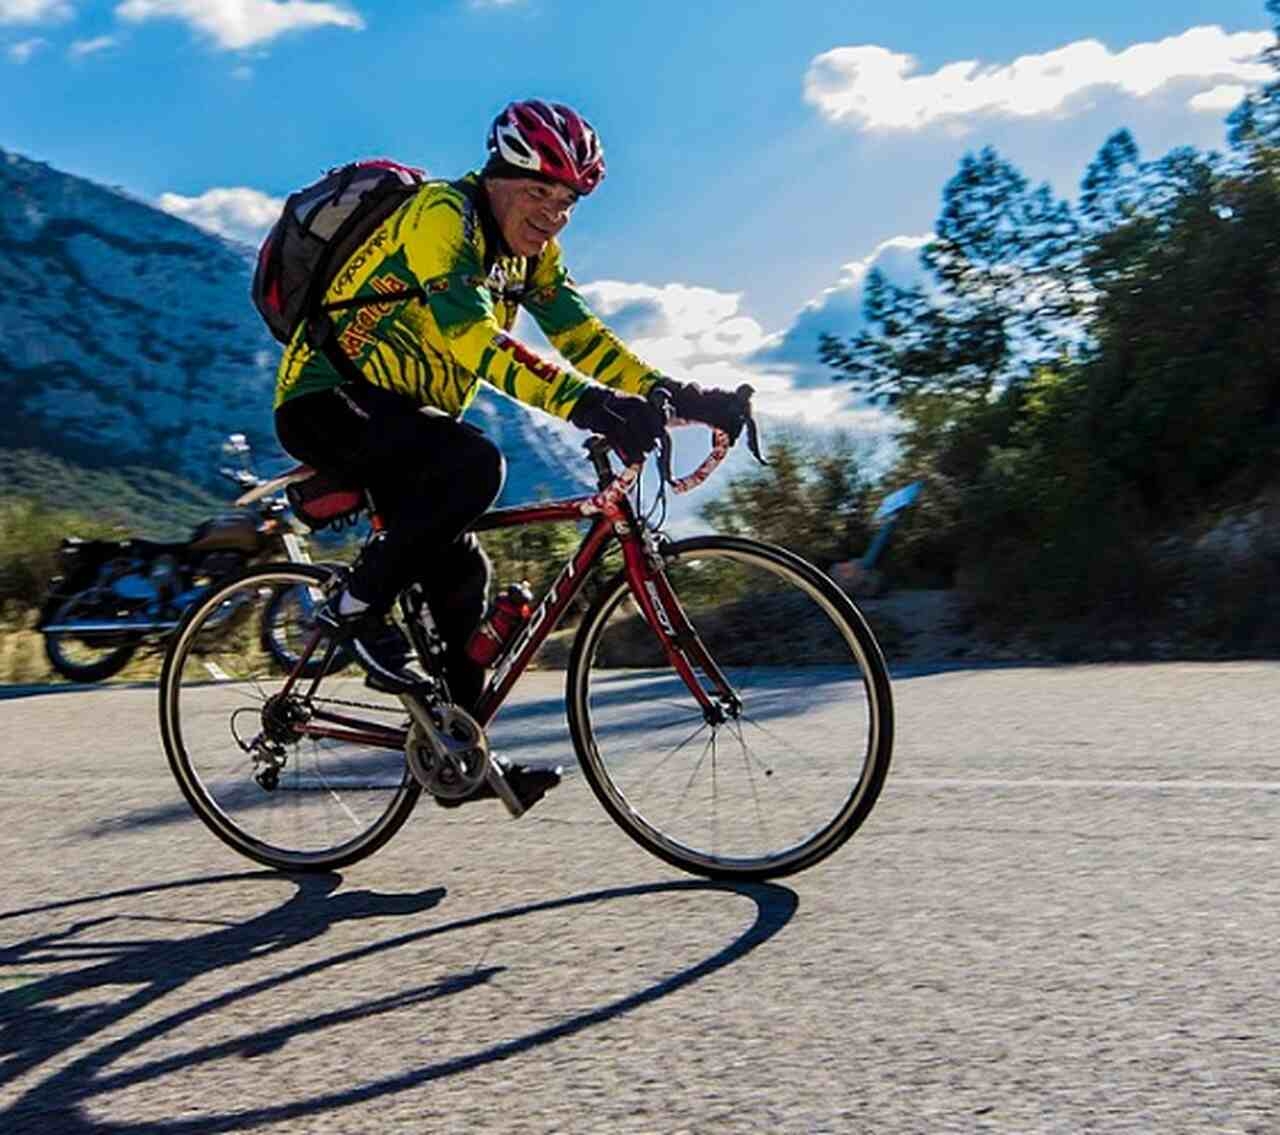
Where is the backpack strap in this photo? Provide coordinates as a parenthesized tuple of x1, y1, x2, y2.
(302, 173, 425, 385)
(311, 175, 540, 387)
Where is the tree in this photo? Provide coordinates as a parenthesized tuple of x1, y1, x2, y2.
(821, 146, 1082, 407)
(700, 435, 873, 571)
(1228, 1, 1280, 152)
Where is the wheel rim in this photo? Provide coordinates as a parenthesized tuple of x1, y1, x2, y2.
(163, 567, 417, 868)
(574, 544, 887, 876)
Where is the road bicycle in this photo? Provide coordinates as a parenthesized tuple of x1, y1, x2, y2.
(158, 393, 894, 880)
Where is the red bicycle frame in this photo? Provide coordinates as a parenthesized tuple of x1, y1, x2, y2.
(277, 428, 739, 749)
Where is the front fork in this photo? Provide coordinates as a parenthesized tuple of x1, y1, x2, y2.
(621, 532, 742, 726)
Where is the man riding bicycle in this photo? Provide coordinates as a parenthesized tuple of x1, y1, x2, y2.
(272, 99, 747, 809)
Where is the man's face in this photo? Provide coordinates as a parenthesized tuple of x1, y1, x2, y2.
(486, 176, 579, 257)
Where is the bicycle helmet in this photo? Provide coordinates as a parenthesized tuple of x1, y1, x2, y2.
(486, 99, 606, 196)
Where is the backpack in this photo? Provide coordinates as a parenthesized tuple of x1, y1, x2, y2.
(251, 159, 428, 381)
(251, 159, 538, 385)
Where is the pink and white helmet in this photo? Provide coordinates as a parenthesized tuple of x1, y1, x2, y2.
(487, 99, 606, 196)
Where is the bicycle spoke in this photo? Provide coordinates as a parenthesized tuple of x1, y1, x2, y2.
(730, 721, 773, 848)
(711, 732, 719, 857)
(636, 720, 710, 809)
(733, 717, 782, 776)
(164, 564, 420, 870)
(680, 733, 715, 799)
(308, 753, 364, 833)
(742, 712, 823, 765)
(572, 536, 893, 878)
(660, 698, 703, 716)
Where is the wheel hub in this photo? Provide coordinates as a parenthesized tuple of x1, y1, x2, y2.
(260, 693, 308, 744)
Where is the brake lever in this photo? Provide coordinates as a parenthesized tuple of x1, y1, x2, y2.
(733, 383, 769, 466)
(745, 414, 768, 466)
(655, 391, 677, 486)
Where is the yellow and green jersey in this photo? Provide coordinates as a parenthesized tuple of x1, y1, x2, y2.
(274, 172, 662, 418)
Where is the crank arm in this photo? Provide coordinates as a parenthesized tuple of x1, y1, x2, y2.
(397, 693, 525, 818)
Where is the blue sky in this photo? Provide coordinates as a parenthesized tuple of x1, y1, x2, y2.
(1, 0, 1272, 429)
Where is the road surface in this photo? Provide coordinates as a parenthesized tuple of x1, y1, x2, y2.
(1, 662, 1276, 1132)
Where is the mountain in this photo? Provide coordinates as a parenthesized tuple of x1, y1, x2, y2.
(0, 148, 590, 513)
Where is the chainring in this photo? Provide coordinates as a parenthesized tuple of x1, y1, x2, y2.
(404, 704, 490, 800)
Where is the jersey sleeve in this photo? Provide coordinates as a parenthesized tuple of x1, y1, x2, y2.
(521, 242, 664, 398)
(397, 188, 593, 419)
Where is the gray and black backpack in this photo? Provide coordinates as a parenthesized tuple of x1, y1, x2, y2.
(251, 158, 428, 381)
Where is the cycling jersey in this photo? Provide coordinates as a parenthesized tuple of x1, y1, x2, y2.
(273, 172, 661, 417)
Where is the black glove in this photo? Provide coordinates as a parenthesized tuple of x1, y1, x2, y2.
(654, 379, 748, 442)
(569, 386, 667, 465)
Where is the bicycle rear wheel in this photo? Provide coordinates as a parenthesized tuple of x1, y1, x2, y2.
(158, 563, 420, 872)
(566, 535, 893, 880)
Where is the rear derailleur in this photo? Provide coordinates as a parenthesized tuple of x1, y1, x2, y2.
(232, 692, 309, 792)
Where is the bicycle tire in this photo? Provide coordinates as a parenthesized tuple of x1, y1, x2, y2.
(159, 562, 421, 872)
(566, 535, 894, 881)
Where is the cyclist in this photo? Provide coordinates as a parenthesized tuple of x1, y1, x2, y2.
(272, 99, 747, 807)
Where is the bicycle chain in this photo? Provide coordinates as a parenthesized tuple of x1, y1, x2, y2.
(298, 692, 416, 716)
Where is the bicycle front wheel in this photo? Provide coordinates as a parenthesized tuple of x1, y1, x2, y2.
(566, 535, 894, 880)
(159, 563, 420, 872)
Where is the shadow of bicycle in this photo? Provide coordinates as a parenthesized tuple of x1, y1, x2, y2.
(0, 871, 797, 1132)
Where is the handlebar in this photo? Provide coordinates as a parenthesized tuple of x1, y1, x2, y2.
(582, 383, 767, 512)
(654, 383, 767, 495)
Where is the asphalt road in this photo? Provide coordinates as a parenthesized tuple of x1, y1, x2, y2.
(0, 662, 1276, 1133)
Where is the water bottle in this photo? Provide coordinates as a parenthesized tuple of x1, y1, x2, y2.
(465, 582, 534, 666)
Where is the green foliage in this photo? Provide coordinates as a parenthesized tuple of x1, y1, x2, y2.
(0, 498, 126, 608)
(821, 146, 1083, 409)
(0, 449, 227, 539)
(699, 434, 874, 571)
(1228, 1, 1280, 151)
(479, 519, 605, 604)
(818, 52, 1280, 644)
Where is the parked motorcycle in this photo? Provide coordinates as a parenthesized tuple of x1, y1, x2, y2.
(36, 435, 315, 683)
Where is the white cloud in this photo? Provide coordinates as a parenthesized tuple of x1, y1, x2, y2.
(0, 0, 71, 23)
(1189, 83, 1248, 113)
(569, 256, 930, 435)
(806, 26, 1272, 132)
(577, 281, 768, 371)
(536, 272, 903, 531)
(114, 0, 364, 50)
(69, 34, 117, 57)
(156, 186, 282, 244)
(751, 234, 931, 387)
(5, 35, 44, 59)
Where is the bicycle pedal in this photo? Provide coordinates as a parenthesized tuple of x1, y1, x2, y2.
(485, 754, 527, 818)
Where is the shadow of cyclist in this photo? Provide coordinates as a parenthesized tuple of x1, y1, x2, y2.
(0, 873, 446, 1100)
(0, 872, 796, 1133)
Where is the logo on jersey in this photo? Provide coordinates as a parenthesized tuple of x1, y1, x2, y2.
(336, 272, 407, 356)
(493, 333, 560, 384)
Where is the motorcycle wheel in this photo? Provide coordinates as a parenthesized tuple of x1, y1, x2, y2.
(259, 574, 352, 677)
(43, 592, 141, 683)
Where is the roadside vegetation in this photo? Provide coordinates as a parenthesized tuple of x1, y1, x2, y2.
(790, 6, 1280, 657)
